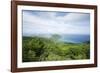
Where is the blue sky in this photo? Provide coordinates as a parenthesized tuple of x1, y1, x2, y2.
(22, 10, 90, 36)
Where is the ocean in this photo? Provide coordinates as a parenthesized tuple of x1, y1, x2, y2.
(60, 34, 90, 43)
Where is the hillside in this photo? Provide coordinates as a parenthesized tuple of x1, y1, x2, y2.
(22, 36, 90, 62)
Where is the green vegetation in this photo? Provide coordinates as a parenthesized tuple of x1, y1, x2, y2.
(22, 35, 90, 62)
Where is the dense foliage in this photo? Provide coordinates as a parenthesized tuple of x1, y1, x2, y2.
(22, 36, 90, 62)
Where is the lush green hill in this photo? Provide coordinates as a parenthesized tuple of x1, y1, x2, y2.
(22, 36, 90, 62)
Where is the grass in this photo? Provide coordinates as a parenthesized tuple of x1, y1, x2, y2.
(22, 36, 90, 62)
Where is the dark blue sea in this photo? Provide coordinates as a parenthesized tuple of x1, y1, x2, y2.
(60, 34, 90, 43)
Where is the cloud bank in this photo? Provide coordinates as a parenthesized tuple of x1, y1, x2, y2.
(22, 10, 90, 36)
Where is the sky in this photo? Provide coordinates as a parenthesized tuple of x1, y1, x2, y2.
(22, 10, 90, 36)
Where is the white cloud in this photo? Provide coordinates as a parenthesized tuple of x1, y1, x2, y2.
(22, 10, 90, 36)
